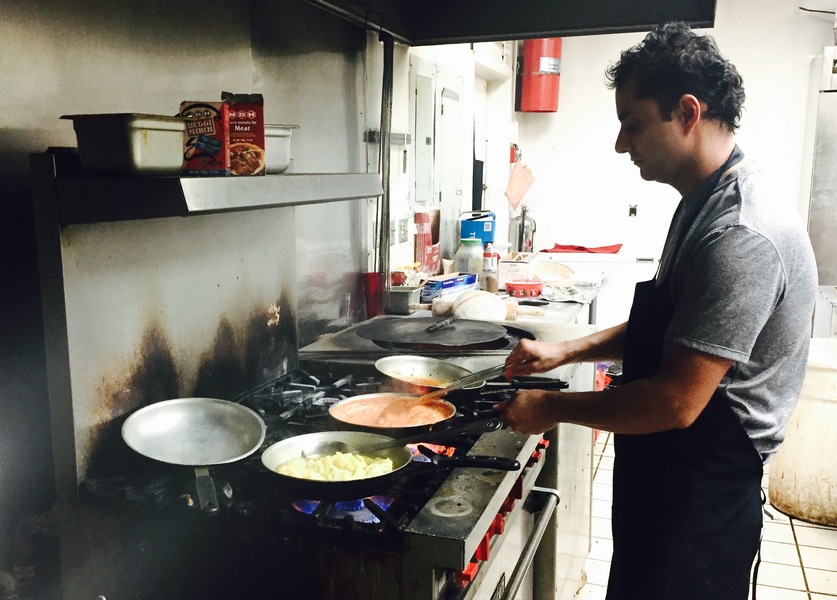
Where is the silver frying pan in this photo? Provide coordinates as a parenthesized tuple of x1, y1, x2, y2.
(122, 397, 266, 512)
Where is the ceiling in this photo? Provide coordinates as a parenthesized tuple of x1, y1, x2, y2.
(304, 0, 717, 46)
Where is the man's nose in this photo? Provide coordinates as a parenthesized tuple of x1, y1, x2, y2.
(614, 129, 629, 154)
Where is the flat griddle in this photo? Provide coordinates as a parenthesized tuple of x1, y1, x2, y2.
(355, 317, 507, 348)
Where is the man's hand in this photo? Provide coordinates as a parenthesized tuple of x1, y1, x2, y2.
(494, 389, 558, 434)
(504, 339, 569, 379)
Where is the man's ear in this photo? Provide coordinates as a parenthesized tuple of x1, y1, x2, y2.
(676, 94, 703, 133)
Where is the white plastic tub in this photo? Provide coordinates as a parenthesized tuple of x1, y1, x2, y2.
(265, 124, 298, 174)
(768, 338, 837, 525)
(62, 113, 185, 176)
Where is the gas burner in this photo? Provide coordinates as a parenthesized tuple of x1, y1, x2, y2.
(326, 496, 394, 523)
(289, 495, 399, 532)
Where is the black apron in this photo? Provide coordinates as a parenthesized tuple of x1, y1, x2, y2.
(605, 150, 763, 600)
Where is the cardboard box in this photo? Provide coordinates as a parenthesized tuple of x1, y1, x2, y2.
(415, 211, 441, 275)
(180, 101, 230, 176)
(499, 252, 537, 290)
(223, 92, 266, 176)
(420, 272, 478, 303)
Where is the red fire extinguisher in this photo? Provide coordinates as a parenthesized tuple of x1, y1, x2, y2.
(520, 38, 562, 113)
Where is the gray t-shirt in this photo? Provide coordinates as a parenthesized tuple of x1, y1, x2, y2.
(659, 158, 818, 462)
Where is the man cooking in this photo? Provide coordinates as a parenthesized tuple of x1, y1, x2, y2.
(497, 22, 818, 600)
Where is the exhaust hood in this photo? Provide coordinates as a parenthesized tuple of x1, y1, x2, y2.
(305, 0, 717, 46)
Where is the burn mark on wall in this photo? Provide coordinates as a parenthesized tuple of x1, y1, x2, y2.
(86, 291, 297, 478)
(193, 319, 245, 399)
(88, 322, 180, 475)
(192, 290, 297, 399)
(241, 290, 297, 387)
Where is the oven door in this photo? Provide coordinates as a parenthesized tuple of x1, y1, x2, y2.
(465, 487, 560, 600)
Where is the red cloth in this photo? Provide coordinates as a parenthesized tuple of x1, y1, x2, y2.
(541, 243, 623, 254)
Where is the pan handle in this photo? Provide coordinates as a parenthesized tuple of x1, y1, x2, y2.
(351, 417, 503, 454)
(194, 467, 220, 513)
(436, 411, 504, 433)
(431, 454, 521, 471)
(510, 376, 569, 390)
(415, 416, 502, 442)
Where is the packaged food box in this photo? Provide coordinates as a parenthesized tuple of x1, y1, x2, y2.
(420, 272, 478, 303)
(180, 101, 230, 176)
(223, 92, 265, 176)
(61, 113, 185, 176)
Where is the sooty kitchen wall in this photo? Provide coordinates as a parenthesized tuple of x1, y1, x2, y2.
(0, 0, 370, 582)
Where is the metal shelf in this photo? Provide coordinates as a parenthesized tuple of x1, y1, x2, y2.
(50, 172, 383, 225)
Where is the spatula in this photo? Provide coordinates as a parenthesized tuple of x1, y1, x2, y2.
(417, 359, 527, 403)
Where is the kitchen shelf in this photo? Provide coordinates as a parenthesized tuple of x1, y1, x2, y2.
(33, 152, 383, 225)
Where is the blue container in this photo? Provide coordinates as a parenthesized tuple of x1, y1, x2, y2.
(459, 211, 496, 245)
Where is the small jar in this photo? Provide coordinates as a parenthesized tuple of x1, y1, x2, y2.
(455, 238, 484, 276)
(481, 243, 500, 293)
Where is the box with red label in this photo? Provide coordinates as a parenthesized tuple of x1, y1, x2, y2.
(179, 101, 230, 176)
(222, 91, 266, 176)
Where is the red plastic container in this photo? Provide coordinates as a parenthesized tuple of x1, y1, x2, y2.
(505, 279, 543, 298)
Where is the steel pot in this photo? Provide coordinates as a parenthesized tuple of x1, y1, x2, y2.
(260, 427, 519, 500)
(122, 397, 266, 512)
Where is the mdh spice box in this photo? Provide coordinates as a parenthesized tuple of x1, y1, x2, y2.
(223, 91, 265, 176)
(180, 101, 230, 176)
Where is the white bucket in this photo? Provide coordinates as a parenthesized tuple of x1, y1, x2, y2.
(768, 338, 837, 525)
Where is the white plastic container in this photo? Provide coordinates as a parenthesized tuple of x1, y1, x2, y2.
(62, 113, 185, 176)
(768, 338, 837, 525)
(265, 124, 298, 174)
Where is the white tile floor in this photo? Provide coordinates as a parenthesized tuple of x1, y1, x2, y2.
(575, 432, 837, 599)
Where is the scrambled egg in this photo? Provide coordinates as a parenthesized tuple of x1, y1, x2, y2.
(276, 451, 394, 481)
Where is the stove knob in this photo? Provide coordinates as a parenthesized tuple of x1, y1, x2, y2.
(527, 449, 544, 467)
(491, 513, 505, 536)
(511, 476, 524, 499)
(455, 561, 480, 587)
(475, 533, 491, 561)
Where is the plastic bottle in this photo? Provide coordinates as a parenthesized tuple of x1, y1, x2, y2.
(482, 243, 500, 293)
(455, 238, 483, 278)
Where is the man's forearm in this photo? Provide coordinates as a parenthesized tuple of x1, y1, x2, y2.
(564, 322, 627, 364)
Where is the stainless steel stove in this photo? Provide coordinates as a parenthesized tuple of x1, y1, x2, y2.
(80, 363, 555, 600)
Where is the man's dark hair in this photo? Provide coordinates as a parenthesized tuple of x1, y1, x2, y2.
(605, 22, 745, 131)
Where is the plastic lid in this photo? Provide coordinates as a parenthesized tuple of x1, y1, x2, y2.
(460, 238, 481, 245)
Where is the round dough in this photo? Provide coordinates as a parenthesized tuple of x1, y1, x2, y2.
(452, 290, 507, 321)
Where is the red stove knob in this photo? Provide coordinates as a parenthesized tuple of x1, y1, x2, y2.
(527, 449, 543, 467)
(455, 561, 480, 586)
(500, 496, 516, 515)
(475, 532, 491, 561)
(491, 513, 505, 536)
(511, 476, 524, 500)
(538, 437, 550, 449)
